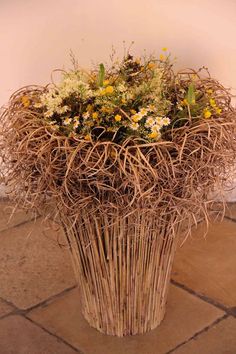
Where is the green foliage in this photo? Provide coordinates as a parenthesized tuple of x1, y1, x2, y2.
(98, 63, 105, 87)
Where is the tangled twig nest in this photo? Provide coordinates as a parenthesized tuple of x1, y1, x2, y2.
(0, 62, 236, 241)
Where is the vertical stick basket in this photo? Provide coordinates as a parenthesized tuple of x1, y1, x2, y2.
(63, 209, 178, 337)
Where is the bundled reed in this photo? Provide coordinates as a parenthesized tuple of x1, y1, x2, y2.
(0, 50, 236, 336)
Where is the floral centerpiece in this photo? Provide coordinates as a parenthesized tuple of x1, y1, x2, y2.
(1, 49, 235, 336)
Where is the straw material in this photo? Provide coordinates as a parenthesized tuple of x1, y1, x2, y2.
(0, 77, 236, 336)
(62, 210, 178, 336)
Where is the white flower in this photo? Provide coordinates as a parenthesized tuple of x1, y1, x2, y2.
(162, 117, 170, 126)
(130, 122, 139, 130)
(155, 116, 164, 126)
(34, 102, 43, 108)
(140, 108, 148, 116)
(117, 83, 127, 92)
(45, 110, 54, 118)
(145, 117, 155, 128)
(73, 116, 80, 129)
(73, 121, 80, 129)
(49, 121, 59, 131)
(57, 105, 70, 114)
(63, 117, 72, 126)
(82, 112, 90, 119)
(151, 124, 161, 132)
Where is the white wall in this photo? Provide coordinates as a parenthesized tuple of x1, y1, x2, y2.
(0, 0, 236, 198)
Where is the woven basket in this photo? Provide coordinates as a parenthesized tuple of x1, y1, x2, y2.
(62, 209, 178, 337)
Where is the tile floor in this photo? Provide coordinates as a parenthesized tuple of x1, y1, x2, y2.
(0, 199, 235, 354)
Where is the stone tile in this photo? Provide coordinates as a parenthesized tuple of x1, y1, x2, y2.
(0, 299, 14, 317)
(0, 201, 34, 232)
(173, 316, 236, 354)
(28, 285, 224, 354)
(172, 219, 236, 308)
(0, 219, 76, 309)
(0, 315, 78, 354)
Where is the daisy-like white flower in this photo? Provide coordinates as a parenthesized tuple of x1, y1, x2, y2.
(145, 117, 155, 128)
(151, 124, 161, 132)
(155, 116, 164, 126)
(130, 122, 139, 130)
(63, 117, 72, 126)
(49, 121, 59, 131)
(140, 107, 148, 116)
(82, 112, 90, 119)
(162, 117, 170, 126)
(73, 116, 80, 129)
(45, 110, 54, 118)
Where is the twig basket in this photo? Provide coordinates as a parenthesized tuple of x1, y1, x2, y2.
(1, 51, 236, 337)
(62, 209, 178, 336)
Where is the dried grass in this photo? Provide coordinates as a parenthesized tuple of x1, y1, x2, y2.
(0, 75, 236, 336)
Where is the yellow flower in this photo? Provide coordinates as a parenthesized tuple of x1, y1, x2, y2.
(181, 98, 188, 106)
(103, 79, 110, 86)
(204, 109, 212, 119)
(132, 113, 142, 123)
(101, 106, 107, 113)
(86, 104, 93, 111)
(206, 89, 213, 95)
(101, 106, 111, 113)
(84, 134, 91, 141)
(21, 95, 30, 108)
(99, 89, 106, 96)
(92, 112, 98, 119)
(130, 109, 136, 115)
(121, 98, 126, 104)
(162, 47, 168, 52)
(105, 85, 114, 94)
(115, 114, 122, 122)
(147, 62, 156, 69)
(148, 105, 155, 111)
(210, 98, 216, 107)
(215, 107, 222, 115)
(159, 54, 166, 61)
(148, 131, 161, 139)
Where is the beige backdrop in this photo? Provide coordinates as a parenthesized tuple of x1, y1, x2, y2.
(0, 0, 236, 197)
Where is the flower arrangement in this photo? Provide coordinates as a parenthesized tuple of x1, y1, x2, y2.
(1, 48, 236, 336)
(17, 48, 226, 145)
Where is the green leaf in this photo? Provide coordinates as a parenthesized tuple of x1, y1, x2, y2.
(186, 83, 196, 105)
(97, 63, 105, 87)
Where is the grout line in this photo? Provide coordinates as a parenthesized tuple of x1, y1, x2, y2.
(0, 284, 77, 320)
(166, 313, 228, 354)
(171, 279, 231, 314)
(25, 316, 85, 354)
(224, 215, 236, 223)
(0, 295, 18, 310)
(0, 214, 41, 233)
(24, 284, 78, 314)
